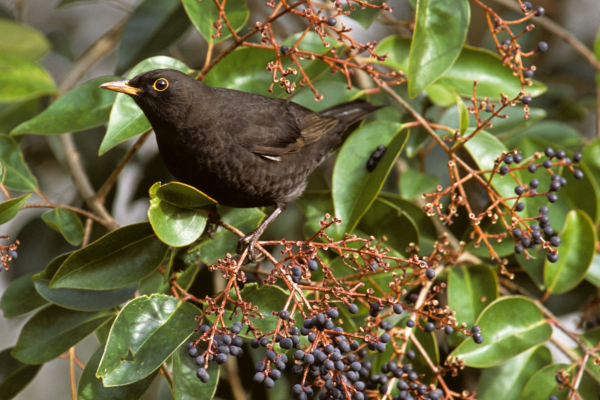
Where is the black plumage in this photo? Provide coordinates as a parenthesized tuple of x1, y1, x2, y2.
(101, 68, 382, 260)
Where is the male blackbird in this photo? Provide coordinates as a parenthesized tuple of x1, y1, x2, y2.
(100, 69, 381, 260)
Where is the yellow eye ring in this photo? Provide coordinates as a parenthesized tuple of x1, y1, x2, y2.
(153, 78, 169, 92)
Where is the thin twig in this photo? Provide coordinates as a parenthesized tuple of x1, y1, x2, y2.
(21, 202, 110, 228)
(69, 347, 77, 400)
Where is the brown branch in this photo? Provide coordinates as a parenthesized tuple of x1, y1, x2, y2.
(21, 202, 111, 229)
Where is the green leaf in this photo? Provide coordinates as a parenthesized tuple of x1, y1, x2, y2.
(185, 206, 265, 266)
(0, 347, 42, 400)
(0, 193, 31, 225)
(343, 0, 386, 28)
(182, 0, 248, 44)
(0, 134, 38, 191)
(408, 0, 470, 96)
(100, 56, 192, 155)
(41, 208, 84, 246)
(399, 167, 439, 200)
(504, 120, 584, 154)
(544, 210, 596, 294)
(291, 81, 362, 112)
(203, 47, 276, 96)
(11, 76, 119, 135)
(11, 305, 115, 364)
(0, 54, 57, 103)
(139, 264, 199, 296)
(0, 19, 50, 61)
(78, 345, 157, 400)
(450, 296, 552, 367)
(463, 130, 518, 204)
(519, 363, 570, 400)
(0, 273, 48, 318)
(585, 253, 600, 287)
(447, 265, 498, 346)
(148, 182, 216, 247)
(0, 99, 40, 133)
(50, 222, 169, 290)
(455, 92, 469, 136)
(377, 36, 546, 99)
(116, 0, 191, 74)
(478, 346, 552, 400)
(332, 122, 408, 237)
(220, 283, 288, 337)
(97, 294, 199, 386)
(33, 253, 138, 311)
(172, 341, 220, 400)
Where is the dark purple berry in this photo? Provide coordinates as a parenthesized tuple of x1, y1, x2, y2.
(425, 268, 435, 279)
(543, 160, 552, 169)
(537, 41, 548, 52)
(515, 202, 525, 212)
(444, 325, 454, 335)
(547, 252, 559, 263)
(545, 147, 555, 158)
(504, 155, 514, 164)
(307, 259, 318, 271)
(530, 179, 539, 188)
(424, 322, 435, 332)
(514, 244, 524, 254)
(522, 95, 532, 105)
(523, 1, 532, 11)
(574, 170, 584, 180)
(540, 206, 549, 214)
(549, 181, 561, 192)
(280, 45, 289, 55)
(327, 308, 339, 319)
(555, 150, 565, 160)
(514, 153, 523, 163)
(393, 304, 404, 314)
(573, 152, 582, 162)
(547, 193, 558, 203)
(326, 16, 337, 26)
(279, 310, 290, 320)
(264, 377, 275, 388)
(473, 333, 484, 344)
(515, 185, 525, 195)
(8, 250, 17, 259)
(550, 236, 561, 247)
(499, 165, 509, 175)
(521, 237, 531, 247)
(523, 69, 534, 78)
(534, 6, 545, 16)
(188, 347, 198, 358)
(406, 320, 415, 328)
(348, 303, 358, 314)
(528, 164, 537, 173)
(543, 226, 554, 236)
(216, 353, 228, 364)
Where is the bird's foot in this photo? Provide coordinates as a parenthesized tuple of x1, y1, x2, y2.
(236, 234, 264, 263)
(205, 210, 221, 239)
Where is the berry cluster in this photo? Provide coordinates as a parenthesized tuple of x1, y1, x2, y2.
(187, 321, 245, 383)
(0, 236, 19, 272)
(500, 147, 583, 263)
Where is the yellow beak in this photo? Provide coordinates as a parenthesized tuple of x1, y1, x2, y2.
(99, 80, 142, 96)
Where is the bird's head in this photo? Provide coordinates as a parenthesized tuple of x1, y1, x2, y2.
(100, 68, 200, 123)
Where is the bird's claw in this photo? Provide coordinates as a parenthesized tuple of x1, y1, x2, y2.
(236, 235, 264, 263)
(205, 210, 220, 239)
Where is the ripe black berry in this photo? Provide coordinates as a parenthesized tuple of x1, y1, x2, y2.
(326, 17, 337, 26)
(547, 193, 558, 203)
(424, 322, 435, 332)
(188, 347, 198, 358)
(545, 147, 555, 158)
(444, 325, 454, 335)
(514, 244, 524, 254)
(473, 332, 484, 344)
(555, 150, 565, 160)
(539, 205, 549, 214)
(547, 252, 559, 263)
(528, 164, 537, 173)
(348, 303, 358, 314)
(543, 160, 552, 169)
(514, 153, 523, 163)
(522, 95, 532, 105)
(279, 310, 290, 320)
(406, 350, 415, 359)
(515, 202, 525, 212)
(425, 268, 436, 279)
(264, 377, 275, 388)
(550, 236, 561, 247)
(537, 42, 548, 52)
(523, 69, 534, 78)
(307, 259, 319, 271)
(327, 308, 339, 319)
(499, 165, 509, 175)
(280, 45, 290, 55)
(521, 237, 531, 247)
(543, 226, 553, 236)
(549, 181, 561, 192)
(515, 185, 525, 195)
(393, 303, 404, 314)
(534, 6, 545, 16)
(574, 170, 584, 180)
(406, 320, 415, 328)
(573, 152, 582, 162)
(504, 155, 514, 164)
(523, 1, 532, 11)
(530, 179, 539, 188)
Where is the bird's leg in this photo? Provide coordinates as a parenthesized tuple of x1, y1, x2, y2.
(237, 205, 286, 262)
(205, 207, 220, 239)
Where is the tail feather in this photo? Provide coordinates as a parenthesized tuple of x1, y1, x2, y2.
(319, 100, 384, 126)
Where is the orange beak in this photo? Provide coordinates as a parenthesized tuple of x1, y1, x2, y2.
(99, 80, 142, 96)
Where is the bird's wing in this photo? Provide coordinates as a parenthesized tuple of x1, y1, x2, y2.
(249, 101, 339, 158)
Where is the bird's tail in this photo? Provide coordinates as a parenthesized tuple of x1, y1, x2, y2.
(319, 100, 384, 126)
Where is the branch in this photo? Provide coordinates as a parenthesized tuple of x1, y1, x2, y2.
(21, 202, 110, 229)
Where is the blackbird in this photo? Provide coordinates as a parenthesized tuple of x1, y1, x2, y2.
(100, 68, 382, 260)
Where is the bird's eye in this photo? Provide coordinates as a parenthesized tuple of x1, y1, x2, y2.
(153, 78, 169, 92)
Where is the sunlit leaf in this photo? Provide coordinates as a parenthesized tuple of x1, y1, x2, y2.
(0, 54, 57, 103)
(0, 19, 50, 61)
(41, 208, 84, 246)
(0, 134, 38, 191)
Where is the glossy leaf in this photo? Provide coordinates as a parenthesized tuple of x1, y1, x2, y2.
(408, 0, 469, 96)
(12, 305, 115, 364)
(343, 0, 386, 28)
(33, 253, 138, 311)
(148, 182, 216, 247)
(203, 47, 275, 96)
(0, 53, 57, 103)
(451, 296, 552, 368)
(0, 347, 42, 400)
(182, 0, 248, 44)
(504, 120, 584, 155)
(478, 346, 552, 400)
(519, 363, 570, 400)
(100, 56, 191, 155)
(116, 0, 190, 74)
(585, 253, 600, 287)
(0, 19, 50, 61)
(50, 222, 169, 290)
(544, 210, 596, 294)
(172, 341, 220, 400)
(185, 205, 264, 266)
(447, 265, 498, 346)
(0, 193, 31, 225)
(0, 273, 47, 318)
(463, 130, 518, 205)
(0, 135, 38, 191)
(41, 208, 84, 246)
(399, 167, 439, 200)
(377, 36, 546, 99)
(78, 345, 157, 400)
(332, 121, 407, 237)
(11, 76, 119, 135)
(97, 294, 199, 386)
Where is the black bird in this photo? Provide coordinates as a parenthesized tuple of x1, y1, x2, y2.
(100, 69, 382, 260)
